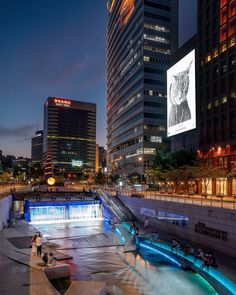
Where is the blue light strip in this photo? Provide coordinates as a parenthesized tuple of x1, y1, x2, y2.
(143, 239, 236, 295)
(139, 241, 182, 268)
(115, 227, 125, 243)
(122, 223, 236, 295)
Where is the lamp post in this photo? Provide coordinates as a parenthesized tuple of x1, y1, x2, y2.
(138, 157, 143, 184)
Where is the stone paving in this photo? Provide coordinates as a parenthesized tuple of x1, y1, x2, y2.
(0, 221, 60, 295)
(0, 219, 235, 295)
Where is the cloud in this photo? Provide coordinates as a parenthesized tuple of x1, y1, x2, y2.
(0, 124, 38, 141)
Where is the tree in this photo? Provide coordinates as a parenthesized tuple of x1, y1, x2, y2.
(150, 149, 196, 189)
(0, 171, 13, 183)
(95, 170, 105, 185)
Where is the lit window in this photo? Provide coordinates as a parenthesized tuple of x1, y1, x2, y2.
(229, 36, 236, 48)
(222, 96, 228, 103)
(149, 90, 153, 96)
(221, 43, 227, 53)
(150, 136, 162, 143)
(230, 91, 236, 99)
(212, 49, 219, 58)
(215, 99, 219, 107)
(207, 103, 212, 109)
(144, 56, 150, 62)
(205, 54, 211, 63)
(144, 148, 156, 155)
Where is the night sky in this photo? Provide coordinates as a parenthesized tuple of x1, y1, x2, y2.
(0, 0, 197, 157)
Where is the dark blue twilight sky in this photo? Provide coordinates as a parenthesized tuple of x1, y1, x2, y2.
(0, 0, 197, 157)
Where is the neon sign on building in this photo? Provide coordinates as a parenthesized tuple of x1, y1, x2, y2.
(119, 0, 135, 25)
(107, 0, 116, 13)
(53, 98, 71, 107)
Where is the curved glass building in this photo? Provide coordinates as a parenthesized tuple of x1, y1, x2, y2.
(106, 0, 179, 179)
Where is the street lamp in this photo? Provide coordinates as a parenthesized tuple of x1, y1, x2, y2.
(138, 157, 143, 184)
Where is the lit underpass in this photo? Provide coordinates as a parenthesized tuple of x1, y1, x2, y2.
(23, 194, 219, 295)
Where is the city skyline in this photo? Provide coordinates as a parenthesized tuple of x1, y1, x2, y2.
(0, 0, 197, 157)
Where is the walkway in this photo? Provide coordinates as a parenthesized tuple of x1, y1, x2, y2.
(0, 221, 60, 295)
(105, 188, 236, 211)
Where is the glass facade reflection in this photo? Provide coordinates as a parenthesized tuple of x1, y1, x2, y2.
(43, 97, 96, 174)
(106, 0, 179, 177)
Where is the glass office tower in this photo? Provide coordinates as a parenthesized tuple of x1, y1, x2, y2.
(43, 97, 96, 175)
(106, 0, 178, 180)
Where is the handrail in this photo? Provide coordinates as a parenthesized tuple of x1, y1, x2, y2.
(105, 188, 236, 211)
(99, 191, 126, 221)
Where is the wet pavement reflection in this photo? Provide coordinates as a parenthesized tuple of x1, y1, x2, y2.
(34, 221, 218, 295)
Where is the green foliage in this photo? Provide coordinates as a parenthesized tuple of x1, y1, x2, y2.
(95, 170, 105, 184)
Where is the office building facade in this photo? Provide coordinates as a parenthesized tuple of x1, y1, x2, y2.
(43, 97, 96, 175)
(197, 0, 236, 195)
(106, 0, 179, 179)
(31, 130, 44, 165)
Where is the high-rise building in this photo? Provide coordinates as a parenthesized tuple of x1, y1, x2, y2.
(197, 0, 236, 196)
(31, 130, 44, 164)
(106, 0, 179, 178)
(43, 97, 96, 175)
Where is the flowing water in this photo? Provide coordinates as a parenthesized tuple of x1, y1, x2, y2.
(33, 220, 218, 295)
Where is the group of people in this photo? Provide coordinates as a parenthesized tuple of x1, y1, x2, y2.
(31, 233, 55, 267)
(195, 249, 217, 270)
(170, 239, 217, 270)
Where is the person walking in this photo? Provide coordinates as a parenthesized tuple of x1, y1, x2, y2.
(36, 233, 43, 256)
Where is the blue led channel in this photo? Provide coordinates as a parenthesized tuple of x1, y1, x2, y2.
(115, 227, 126, 243)
(142, 239, 236, 295)
(122, 223, 236, 295)
(139, 241, 182, 268)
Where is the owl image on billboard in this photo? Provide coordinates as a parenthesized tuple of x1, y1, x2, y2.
(167, 49, 196, 137)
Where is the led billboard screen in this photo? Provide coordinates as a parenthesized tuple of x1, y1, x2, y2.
(167, 49, 196, 137)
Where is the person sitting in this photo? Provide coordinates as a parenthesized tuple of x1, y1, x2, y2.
(171, 239, 178, 252)
(42, 252, 48, 266)
(47, 253, 55, 267)
(194, 248, 205, 262)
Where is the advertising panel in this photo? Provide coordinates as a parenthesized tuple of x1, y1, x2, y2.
(167, 49, 196, 137)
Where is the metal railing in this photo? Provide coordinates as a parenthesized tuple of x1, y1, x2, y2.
(104, 188, 236, 211)
(0, 185, 30, 199)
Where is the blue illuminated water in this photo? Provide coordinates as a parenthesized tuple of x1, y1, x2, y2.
(29, 204, 103, 223)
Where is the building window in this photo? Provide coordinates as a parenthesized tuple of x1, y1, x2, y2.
(212, 49, 219, 58)
(229, 36, 236, 47)
(222, 96, 228, 103)
(216, 178, 227, 196)
(232, 179, 236, 195)
(205, 54, 211, 63)
(202, 179, 212, 195)
(215, 99, 219, 107)
(221, 42, 227, 52)
(150, 136, 162, 143)
(144, 56, 150, 62)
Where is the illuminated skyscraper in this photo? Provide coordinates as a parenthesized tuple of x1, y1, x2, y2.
(43, 97, 96, 175)
(31, 130, 44, 164)
(106, 0, 179, 178)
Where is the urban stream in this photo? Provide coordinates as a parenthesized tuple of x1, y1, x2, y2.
(33, 220, 218, 295)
